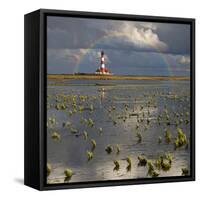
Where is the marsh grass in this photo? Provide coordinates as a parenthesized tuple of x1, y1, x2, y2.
(136, 132, 142, 143)
(116, 144, 120, 155)
(47, 116, 56, 128)
(182, 168, 189, 176)
(158, 136, 162, 144)
(98, 127, 103, 135)
(88, 118, 95, 127)
(91, 139, 97, 151)
(62, 121, 71, 128)
(47, 163, 51, 177)
(126, 156, 132, 172)
(64, 168, 73, 181)
(105, 145, 113, 154)
(83, 131, 88, 140)
(51, 132, 61, 140)
(155, 153, 173, 172)
(70, 128, 78, 134)
(160, 158, 171, 171)
(113, 160, 120, 171)
(174, 128, 188, 149)
(165, 129, 171, 144)
(138, 155, 147, 166)
(147, 161, 156, 177)
(87, 150, 93, 161)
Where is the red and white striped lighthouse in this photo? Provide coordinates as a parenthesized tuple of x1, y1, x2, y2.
(95, 50, 111, 75)
(100, 51, 105, 69)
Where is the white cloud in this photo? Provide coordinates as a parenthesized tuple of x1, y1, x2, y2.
(178, 55, 190, 64)
(135, 22, 157, 30)
(103, 21, 168, 52)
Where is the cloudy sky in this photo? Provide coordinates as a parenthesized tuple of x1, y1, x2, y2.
(47, 16, 191, 76)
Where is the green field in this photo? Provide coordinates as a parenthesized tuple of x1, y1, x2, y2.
(47, 74, 190, 80)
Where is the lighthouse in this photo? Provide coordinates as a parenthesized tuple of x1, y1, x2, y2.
(100, 51, 105, 69)
(95, 51, 111, 75)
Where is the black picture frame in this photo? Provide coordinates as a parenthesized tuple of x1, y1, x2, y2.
(24, 9, 195, 191)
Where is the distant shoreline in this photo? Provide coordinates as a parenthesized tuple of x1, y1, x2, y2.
(47, 74, 190, 81)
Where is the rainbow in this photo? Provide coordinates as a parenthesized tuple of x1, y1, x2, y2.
(73, 33, 174, 77)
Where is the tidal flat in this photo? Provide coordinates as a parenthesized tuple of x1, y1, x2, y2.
(47, 79, 190, 184)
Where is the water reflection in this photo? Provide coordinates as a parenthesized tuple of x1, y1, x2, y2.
(47, 80, 190, 184)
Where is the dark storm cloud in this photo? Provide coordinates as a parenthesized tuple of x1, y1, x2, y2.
(47, 17, 105, 49)
(155, 23, 190, 54)
(47, 17, 168, 52)
(47, 16, 190, 54)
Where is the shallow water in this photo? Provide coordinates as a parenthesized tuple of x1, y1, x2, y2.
(47, 79, 190, 184)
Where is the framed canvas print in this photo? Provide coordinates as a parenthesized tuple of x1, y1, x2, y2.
(24, 9, 195, 190)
